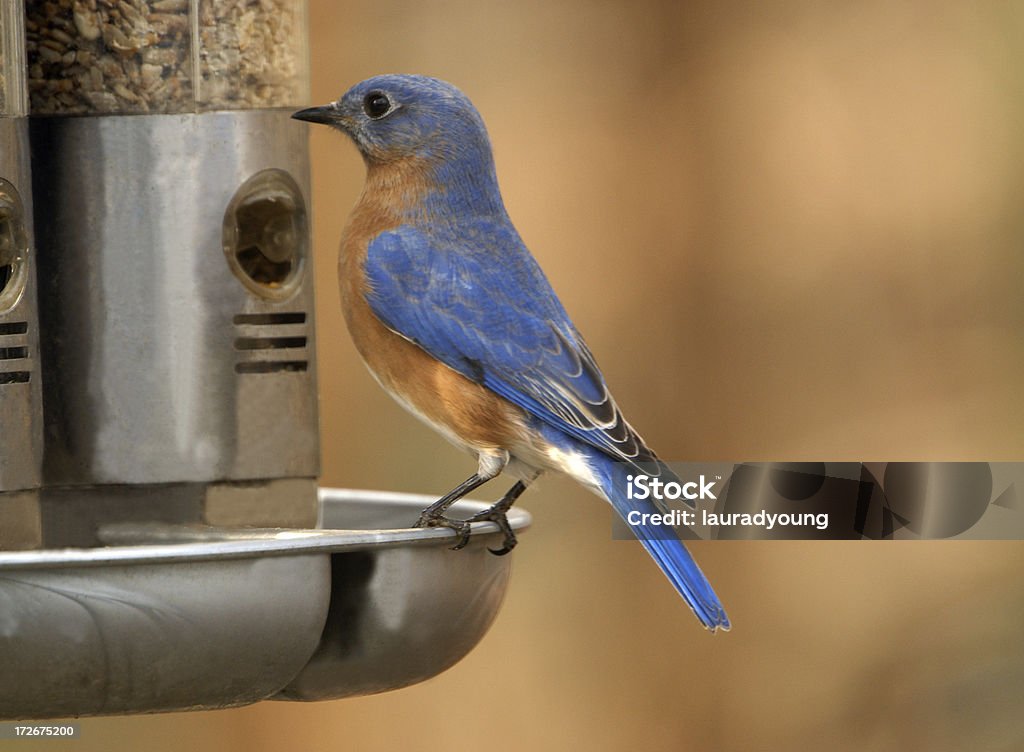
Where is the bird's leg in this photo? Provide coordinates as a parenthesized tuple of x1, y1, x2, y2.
(460, 479, 530, 556)
(414, 472, 492, 544)
(415, 451, 511, 549)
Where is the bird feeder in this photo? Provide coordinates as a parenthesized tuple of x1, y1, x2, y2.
(0, 0, 43, 551)
(25, 0, 319, 531)
(0, 0, 529, 719)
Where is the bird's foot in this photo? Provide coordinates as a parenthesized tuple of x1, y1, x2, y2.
(464, 504, 518, 556)
(415, 477, 526, 555)
(413, 510, 472, 550)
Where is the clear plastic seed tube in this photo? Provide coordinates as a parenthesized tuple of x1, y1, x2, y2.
(1, 0, 28, 116)
(25, 0, 309, 115)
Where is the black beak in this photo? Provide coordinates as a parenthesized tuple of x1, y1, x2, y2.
(291, 104, 338, 125)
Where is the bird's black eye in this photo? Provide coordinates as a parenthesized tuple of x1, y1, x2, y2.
(363, 92, 392, 119)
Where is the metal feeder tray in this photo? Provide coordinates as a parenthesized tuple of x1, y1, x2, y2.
(0, 488, 531, 719)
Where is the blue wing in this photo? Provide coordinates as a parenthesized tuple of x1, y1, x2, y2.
(363, 220, 654, 468)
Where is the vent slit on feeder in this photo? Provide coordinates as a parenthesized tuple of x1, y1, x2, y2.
(235, 361, 308, 375)
(0, 371, 30, 385)
(0, 346, 28, 360)
(0, 321, 28, 335)
(233, 312, 307, 326)
(234, 336, 307, 351)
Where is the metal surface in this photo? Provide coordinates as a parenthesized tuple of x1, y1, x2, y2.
(0, 488, 531, 718)
(37, 477, 321, 548)
(30, 110, 319, 487)
(0, 116, 42, 496)
(278, 489, 530, 701)
(0, 554, 330, 719)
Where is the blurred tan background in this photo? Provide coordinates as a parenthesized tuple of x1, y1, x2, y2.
(25, 1, 1024, 750)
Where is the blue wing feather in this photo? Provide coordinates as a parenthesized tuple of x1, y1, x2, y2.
(364, 221, 654, 467)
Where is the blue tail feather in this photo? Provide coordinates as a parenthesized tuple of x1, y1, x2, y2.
(595, 456, 730, 631)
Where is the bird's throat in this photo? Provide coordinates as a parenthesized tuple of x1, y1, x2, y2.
(361, 152, 505, 224)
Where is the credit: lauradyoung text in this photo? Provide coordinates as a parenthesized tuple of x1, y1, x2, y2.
(625, 507, 830, 531)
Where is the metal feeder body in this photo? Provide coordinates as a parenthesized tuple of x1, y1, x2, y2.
(0, 0, 43, 550)
(25, 0, 319, 540)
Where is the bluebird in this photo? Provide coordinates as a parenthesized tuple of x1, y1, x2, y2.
(293, 75, 730, 631)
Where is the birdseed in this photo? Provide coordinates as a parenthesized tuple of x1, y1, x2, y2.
(26, 0, 307, 115)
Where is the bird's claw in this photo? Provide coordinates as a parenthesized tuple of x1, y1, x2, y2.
(414, 477, 525, 555)
(464, 506, 517, 556)
(414, 512, 473, 550)
(413, 507, 517, 555)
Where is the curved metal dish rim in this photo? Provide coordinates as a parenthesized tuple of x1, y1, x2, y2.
(0, 487, 532, 571)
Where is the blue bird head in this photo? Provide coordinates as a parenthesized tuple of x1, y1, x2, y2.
(294, 74, 506, 216)
(294, 75, 493, 166)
